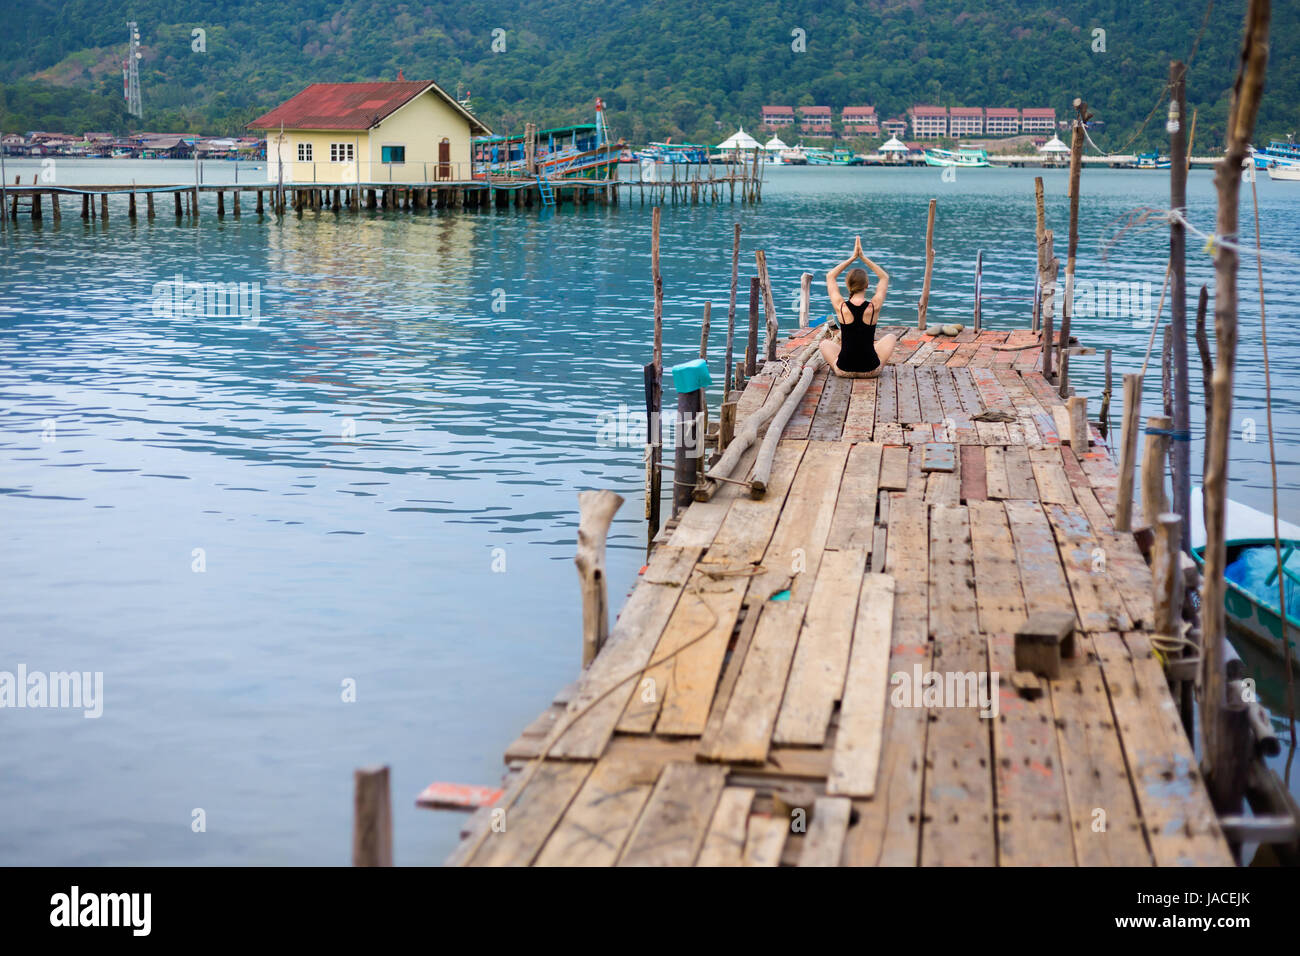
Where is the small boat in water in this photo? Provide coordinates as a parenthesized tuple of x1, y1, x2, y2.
(1129, 151, 1172, 169)
(472, 100, 620, 180)
(1190, 489, 1300, 667)
(1267, 163, 1300, 181)
(779, 147, 808, 165)
(1250, 138, 1300, 170)
(924, 146, 990, 167)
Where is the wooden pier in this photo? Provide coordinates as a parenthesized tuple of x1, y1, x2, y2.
(445, 322, 1232, 867)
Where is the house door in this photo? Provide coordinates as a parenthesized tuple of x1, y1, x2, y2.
(438, 139, 451, 181)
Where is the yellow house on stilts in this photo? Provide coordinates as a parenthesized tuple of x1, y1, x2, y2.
(248, 79, 493, 185)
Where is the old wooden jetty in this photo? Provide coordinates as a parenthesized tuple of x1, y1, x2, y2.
(444, 323, 1234, 867)
(1, 162, 762, 224)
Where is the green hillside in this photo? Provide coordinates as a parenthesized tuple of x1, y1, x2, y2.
(2, 0, 1297, 148)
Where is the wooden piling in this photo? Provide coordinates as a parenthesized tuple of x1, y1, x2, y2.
(82, 193, 90, 220)
(1141, 414, 1172, 530)
(1041, 230, 1057, 380)
(746, 277, 760, 377)
(719, 400, 736, 452)
(1169, 60, 1192, 553)
(1116, 372, 1142, 532)
(352, 765, 393, 867)
(1067, 395, 1089, 449)
(100, 193, 108, 220)
(217, 191, 225, 218)
(675, 387, 704, 514)
(725, 223, 740, 395)
(174, 191, 182, 218)
(233, 190, 241, 218)
(1203, 0, 1270, 815)
(1033, 176, 1046, 333)
(1059, 99, 1089, 398)
(799, 272, 812, 329)
(51, 192, 59, 222)
(256, 190, 264, 215)
(973, 251, 982, 333)
(146, 191, 154, 220)
(1153, 513, 1183, 638)
(918, 198, 936, 330)
(755, 249, 778, 363)
(575, 490, 623, 667)
(128, 191, 137, 220)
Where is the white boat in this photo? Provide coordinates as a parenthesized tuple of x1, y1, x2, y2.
(1267, 164, 1300, 181)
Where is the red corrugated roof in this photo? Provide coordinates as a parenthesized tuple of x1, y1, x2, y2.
(762, 105, 795, 113)
(842, 106, 877, 116)
(1021, 108, 1056, 118)
(949, 106, 984, 116)
(248, 81, 490, 133)
(985, 107, 1020, 117)
(910, 105, 948, 116)
(800, 105, 832, 114)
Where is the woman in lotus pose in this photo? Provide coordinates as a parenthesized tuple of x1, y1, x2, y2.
(820, 237, 896, 377)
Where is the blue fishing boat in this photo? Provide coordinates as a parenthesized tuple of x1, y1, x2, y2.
(924, 146, 990, 167)
(1250, 139, 1300, 170)
(1129, 151, 1172, 169)
(472, 100, 620, 180)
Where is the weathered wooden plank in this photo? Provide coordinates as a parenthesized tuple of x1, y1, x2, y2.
(467, 761, 592, 866)
(959, 443, 987, 501)
(896, 365, 922, 423)
(702, 439, 806, 565)
(921, 503, 995, 866)
(874, 421, 905, 445)
(875, 365, 899, 424)
(535, 757, 656, 866)
(1095, 530, 1155, 630)
(1093, 633, 1233, 866)
(1004, 499, 1076, 624)
(924, 471, 961, 505)
(914, 366, 946, 425)
(825, 442, 882, 551)
(967, 499, 1027, 634)
(1029, 444, 1074, 505)
(878, 444, 910, 491)
(1002, 445, 1038, 499)
(668, 444, 758, 548)
(842, 495, 929, 866)
(696, 786, 755, 866)
(742, 814, 789, 866)
(699, 601, 806, 762)
(828, 573, 895, 796)
(808, 369, 851, 441)
(1044, 502, 1133, 632)
(984, 446, 1011, 500)
(743, 440, 851, 606)
(774, 549, 868, 745)
(987, 632, 1075, 865)
(642, 545, 703, 586)
(618, 762, 728, 866)
(842, 377, 878, 441)
(798, 797, 853, 867)
(1050, 658, 1153, 866)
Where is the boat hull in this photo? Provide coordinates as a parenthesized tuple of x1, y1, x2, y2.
(923, 148, 989, 168)
(1267, 165, 1300, 181)
(1192, 539, 1300, 668)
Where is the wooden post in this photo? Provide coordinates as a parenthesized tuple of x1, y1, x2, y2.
(755, 249, 778, 363)
(734, 360, 745, 393)
(1203, 0, 1270, 815)
(1194, 284, 1213, 478)
(699, 301, 711, 360)
(256, 190, 264, 215)
(1161, 324, 1174, 418)
(173, 191, 182, 218)
(1067, 395, 1089, 448)
(1041, 231, 1057, 380)
(82, 193, 90, 220)
(217, 191, 225, 218)
(675, 388, 704, 514)
(100, 193, 108, 220)
(51, 192, 59, 222)
(145, 191, 154, 219)
(1116, 372, 1143, 532)
(918, 198, 936, 330)
(575, 490, 624, 667)
(651, 206, 662, 369)
(1100, 348, 1113, 432)
(720, 400, 737, 451)
(973, 250, 982, 332)
(1153, 513, 1183, 638)
(725, 223, 740, 395)
(644, 362, 662, 552)
(745, 276, 760, 376)
(128, 191, 137, 220)
(233, 190, 241, 218)
(1059, 98, 1089, 398)
(351, 765, 393, 866)
(799, 271, 812, 328)
(1141, 414, 1172, 531)
(1169, 60, 1192, 554)
(1033, 176, 1046, 332)
(698, 301, 712, 444)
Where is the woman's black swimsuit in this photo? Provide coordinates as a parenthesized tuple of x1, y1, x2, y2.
(837, 298, 880, 373)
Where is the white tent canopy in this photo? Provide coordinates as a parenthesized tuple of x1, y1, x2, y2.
(879, 135, 909, 154)
(764, 135, 789, 151)
(1039, 134, 1070, 154)
(717, 127, 762, 151)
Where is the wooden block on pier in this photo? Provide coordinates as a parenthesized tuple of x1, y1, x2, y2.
(878, 444, 909, 490)
(921, 441, 956, 472)
(1014, 611, 1077, 679)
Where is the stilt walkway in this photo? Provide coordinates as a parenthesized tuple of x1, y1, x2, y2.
(447, 325, 1232, 867)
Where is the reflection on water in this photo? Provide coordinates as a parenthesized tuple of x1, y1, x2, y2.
(0, 165, 1297, 863)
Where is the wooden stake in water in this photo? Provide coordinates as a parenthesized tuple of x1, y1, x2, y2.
(725, 223, 740, 395)
(1169, 60, 1192, 554)
(918, 198, 936, 330)
(1058, 98, 1090, 398)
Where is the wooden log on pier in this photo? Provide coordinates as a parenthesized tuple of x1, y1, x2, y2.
(1141, 414, 1172, 530)
(352, 765, 393, 867)
(917, 198, 936, 330)
(576, 490, 624, 668)
(1153, 513, 1182, 638)
(755, 250, 778, 363)
(751, 351, 828, 497)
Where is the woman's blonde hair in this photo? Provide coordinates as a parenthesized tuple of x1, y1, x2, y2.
(847, 268, 869, 295)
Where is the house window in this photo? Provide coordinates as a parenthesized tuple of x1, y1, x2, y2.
(330, 142, 354, 163)
(381, 145, 406, 164)
(297, 142, 312, 162)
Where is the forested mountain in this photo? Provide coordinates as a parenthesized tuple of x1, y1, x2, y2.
(2, 0, 1297, 149)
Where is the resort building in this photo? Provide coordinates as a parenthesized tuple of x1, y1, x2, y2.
(948, 107, 984, 137)
(1020, 107, 1057, 134)
(798, 105, 833, 135)
(248, 79, 492, 185)
(909, 106, 948, 139)
(841, 106, 879, 136)
(984, 108, 1020, 136)
(761, 105, 795, 129)
(881, 117, 908, 138)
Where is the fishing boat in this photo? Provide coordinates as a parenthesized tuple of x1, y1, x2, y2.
(1190, 489, 1300, 667)
(779, 147, 808, 165)
(472, 100, 620, 180)
(1250, 138, 1300, 169)
(1266, 164, 1300, 181)
(639, 141, 710, 165)
(923, 146, 990, 167)
(804, 147, 861, 166)
(1129, 151, 1172, 169)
